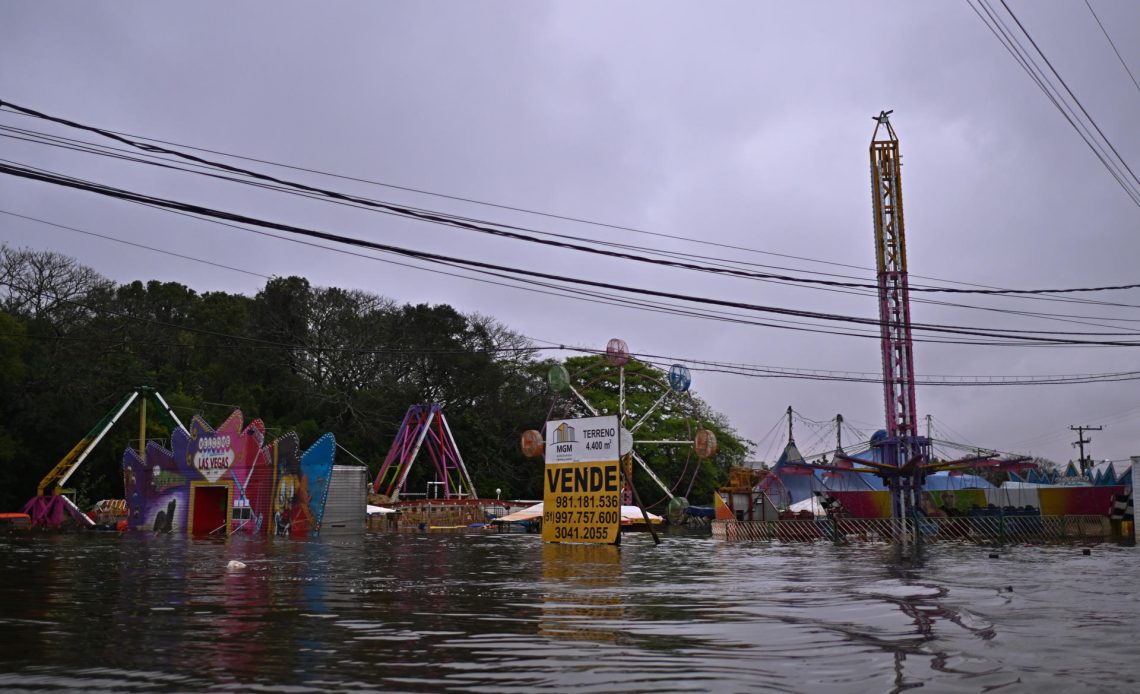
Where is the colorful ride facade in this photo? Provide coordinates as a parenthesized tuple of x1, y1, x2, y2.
(122, 410, 337, 536)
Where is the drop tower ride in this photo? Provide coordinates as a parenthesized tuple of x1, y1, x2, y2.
(868, 111, 930, 527)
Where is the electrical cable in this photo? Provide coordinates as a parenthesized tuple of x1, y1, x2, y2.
(1084, 0, 1140, 98)
(998, 0, 1140, 190)
(7, 273, 1139, 385)
(16, 123, 1140, 333)
(0, 106, 1060, 291)
(969, 0, 1140, 206)
(13, 199, 1077, 348)
(10, 117, 1140, 330)
(7, 160, 1140, 347)
(5, 98, 1140, 297)
(966, 0, 1140, 208)
(9, 105, 1140, 334)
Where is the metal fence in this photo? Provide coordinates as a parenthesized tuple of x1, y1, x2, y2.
(711, 515, 1118, 545)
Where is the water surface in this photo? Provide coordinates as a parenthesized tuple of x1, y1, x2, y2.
(0, 531, 1136, 692)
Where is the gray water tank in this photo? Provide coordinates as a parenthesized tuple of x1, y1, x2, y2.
(321, 465, 367, 533)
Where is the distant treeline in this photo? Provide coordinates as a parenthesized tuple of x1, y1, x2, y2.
(0, 244, 748, 512)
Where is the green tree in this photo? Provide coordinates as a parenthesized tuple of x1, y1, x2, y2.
(0, 312, 29, 509)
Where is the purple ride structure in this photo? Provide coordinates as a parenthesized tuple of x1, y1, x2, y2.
(371, 404, 477, 503)
(369, 404, 521, 531)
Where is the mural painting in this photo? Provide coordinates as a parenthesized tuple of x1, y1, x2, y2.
(267, 432, 336, 537)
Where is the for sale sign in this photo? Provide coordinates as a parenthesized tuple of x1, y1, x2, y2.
(542, 415, 622, 544)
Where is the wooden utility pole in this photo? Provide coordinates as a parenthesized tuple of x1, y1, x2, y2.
(1070, 425, 1103, 476)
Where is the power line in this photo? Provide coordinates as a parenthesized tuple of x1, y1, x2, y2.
(4, 307, 1138, 387)
(0, 106, 957, 283)
(4, 203, 1135, 369)
(16, 124, 1140, 333)
(966, 0, 1140, 208)
(0, 209, 273, 280)
(0, 196, 911, 343)
(968, 0, 1140, 206)
(628, 349, 1140, 386)
(5, 98, 1140, 298)
(0, 121, 915, 288)
(10, 160, 1140, 346)
(10, 201, 1060, 347)
(7, 104, 1140, 329)
(1084, 0, 1140, 98)
(4, 203, 830, 339)
(2, 120, 1126, 324)
(998, 0, 1140, 189)
(16, 122, 1140, 330)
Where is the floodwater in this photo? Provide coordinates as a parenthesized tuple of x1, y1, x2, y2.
(0, 531, 1136, 693)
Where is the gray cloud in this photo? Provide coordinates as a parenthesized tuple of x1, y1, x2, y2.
(2, 0, 1137, 466)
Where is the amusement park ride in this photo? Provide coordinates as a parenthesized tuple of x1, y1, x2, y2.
(36, 386, 186, 498)
(365, 344, 717, 535)
(863, 110, 930, 524)
(772, 112, 1031, 531)
(24, 386, 187, 527)
(517, 338, 718, 521)
(371, 404, 478, 502)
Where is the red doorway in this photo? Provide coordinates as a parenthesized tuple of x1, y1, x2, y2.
(191, 484, 230, 535)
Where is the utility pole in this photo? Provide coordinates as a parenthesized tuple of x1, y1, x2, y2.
(1070, 425, 1103, 476)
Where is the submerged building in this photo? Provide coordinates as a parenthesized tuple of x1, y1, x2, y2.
(123, 410, 363, 535)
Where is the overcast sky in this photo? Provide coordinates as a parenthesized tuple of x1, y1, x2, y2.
(2, 1, 1138, 467)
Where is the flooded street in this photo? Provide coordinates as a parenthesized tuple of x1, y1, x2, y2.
(0, 531, 1136, 692)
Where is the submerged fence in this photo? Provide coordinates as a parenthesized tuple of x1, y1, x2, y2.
(711, 515, 1121, 545)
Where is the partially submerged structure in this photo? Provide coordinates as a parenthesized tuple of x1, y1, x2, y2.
(712, 426, 1136, 544)
(22, 386, 185, 529)
(711, 112, 1136, 546)
(123, 410, 362, 536)
(368, 403, 522, 531)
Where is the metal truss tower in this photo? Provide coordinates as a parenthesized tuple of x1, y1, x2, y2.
(869, 111, 929, 526)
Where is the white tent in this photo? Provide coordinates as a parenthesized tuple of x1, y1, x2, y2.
(789, 496, 825, 516)
(495, 502, 543, 523)
(366, 504, 397, 515)
(494, 502, 663, 525)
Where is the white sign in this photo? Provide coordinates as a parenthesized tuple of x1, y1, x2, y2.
(193, 435, 235, 483)
(546, 415, 621, 464)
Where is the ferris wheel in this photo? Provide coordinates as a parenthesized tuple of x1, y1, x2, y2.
(522, 338, 717, 516)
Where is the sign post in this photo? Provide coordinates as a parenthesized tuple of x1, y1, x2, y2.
(542, 415, 622, 544)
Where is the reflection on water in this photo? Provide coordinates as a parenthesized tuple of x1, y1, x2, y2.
(540, 542, 624, 643)
(0, 531, 1137, 692)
